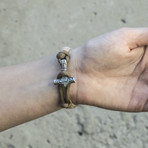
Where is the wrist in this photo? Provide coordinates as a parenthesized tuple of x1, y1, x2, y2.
(53, 46, 82, 108)
(35, 55, 62, 112)
(69, 47, 82, 105)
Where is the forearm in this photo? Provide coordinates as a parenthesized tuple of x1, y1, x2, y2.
(0, 55, 62, 131)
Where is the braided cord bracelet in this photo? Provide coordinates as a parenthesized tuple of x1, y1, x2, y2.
(54, 47, 77, 108)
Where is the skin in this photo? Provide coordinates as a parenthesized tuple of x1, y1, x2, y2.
(70, 27, 148, 112)
(0, 27, 148, 131)
(0, 56, 62, 131)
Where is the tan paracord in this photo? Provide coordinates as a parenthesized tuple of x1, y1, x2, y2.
(54, 47, 77, 109)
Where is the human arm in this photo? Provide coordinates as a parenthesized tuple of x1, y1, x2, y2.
(0, 55, 64, 131)
(1, 27, 148, 132)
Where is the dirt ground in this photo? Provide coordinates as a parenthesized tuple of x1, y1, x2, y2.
(0, 0, 148, 148)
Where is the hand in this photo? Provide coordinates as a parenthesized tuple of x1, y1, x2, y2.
(71, 28, 148, 112)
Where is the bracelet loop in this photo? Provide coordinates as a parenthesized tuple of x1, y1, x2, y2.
(54, 47, 76, 109)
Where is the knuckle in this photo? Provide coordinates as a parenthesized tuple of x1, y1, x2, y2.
(113, 27, 134, 39)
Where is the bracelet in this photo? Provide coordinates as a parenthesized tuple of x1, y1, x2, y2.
(54, 47, 77, 109)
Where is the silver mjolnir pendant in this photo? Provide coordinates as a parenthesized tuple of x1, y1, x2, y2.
(54, 76, 75, 87)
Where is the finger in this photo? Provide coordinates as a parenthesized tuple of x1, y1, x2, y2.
(124, 27, 148, 49)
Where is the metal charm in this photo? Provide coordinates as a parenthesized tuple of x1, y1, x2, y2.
(54, 76, 75, 87)
(60, 59, 67, 72)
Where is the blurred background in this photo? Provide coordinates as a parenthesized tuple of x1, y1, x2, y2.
(0, 0, 148, 148)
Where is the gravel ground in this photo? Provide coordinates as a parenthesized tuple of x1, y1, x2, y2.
(0, 0, 148, 148)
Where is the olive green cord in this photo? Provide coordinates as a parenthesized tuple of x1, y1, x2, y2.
(54, 48, 76, 108)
